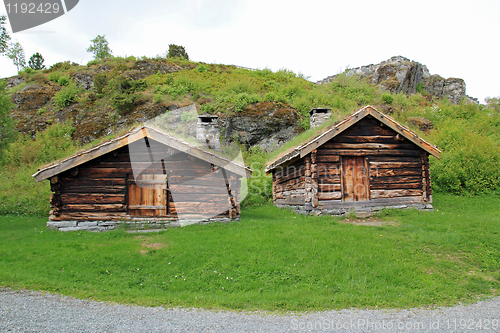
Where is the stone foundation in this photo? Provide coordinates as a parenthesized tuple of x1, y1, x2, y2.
(47, 217, 239, 232)
(276, 202, 434, 217)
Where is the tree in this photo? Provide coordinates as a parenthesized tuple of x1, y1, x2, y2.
(485, 97, 500, 114)
(167, 44, 189, 60)
(0, 81, 15, 157)
(28, 52, 46, 70)
(0, 15, 10, 55)
(86, 35, 112, 61)
(6, 41, 26, 72)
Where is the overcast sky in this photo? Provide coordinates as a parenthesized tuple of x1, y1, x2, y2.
(1, 0, 498, 103)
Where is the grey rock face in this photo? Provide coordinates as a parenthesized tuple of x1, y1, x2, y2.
(71, 72, 95, 90)
(3, 75, 25, 89)
(220, 102, 303, 152)
(317, 56, 468, 104)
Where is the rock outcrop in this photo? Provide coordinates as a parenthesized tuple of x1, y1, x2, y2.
(317, 56, 474, 105)
(220, 102, 303, 152)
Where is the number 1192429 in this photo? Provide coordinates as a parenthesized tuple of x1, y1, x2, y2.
(5, 2, 60, 14)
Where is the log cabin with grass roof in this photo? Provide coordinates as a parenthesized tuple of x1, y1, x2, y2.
(265, 105, 441, 216)
(33, 126, 252, 231)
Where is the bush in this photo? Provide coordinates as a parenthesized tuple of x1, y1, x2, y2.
(430, 122, 500, 194)
(381, 93, 394, 104)
(49, 61, 71, 71)
(0, 81, 16, 158)
(57, 75, 70, 86)
(53, 82, 80, 107)
(2, 121, 75, 167)
(264, 91, 288, 104)
(48, 72, 61, 83)
(196, 64, 208, 73)
(234, 93, 262, 112)
(109, 92, 137, 112)
(0, 122, 76, 215)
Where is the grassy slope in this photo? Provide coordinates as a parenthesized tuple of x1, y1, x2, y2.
(1, 193, 498, 311)
(1, 58, 499, 214)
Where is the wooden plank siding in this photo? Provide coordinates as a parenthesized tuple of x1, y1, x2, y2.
(49, 139, 240, 221)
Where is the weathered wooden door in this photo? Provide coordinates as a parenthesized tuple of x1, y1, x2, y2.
(128, 174, 168, 216)
(342, 156, 369, 202)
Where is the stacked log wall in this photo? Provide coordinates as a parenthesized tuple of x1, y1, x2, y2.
(316, 115, 428, 203)
(273, 159, 307, 206)
(50, 138, 239, 221)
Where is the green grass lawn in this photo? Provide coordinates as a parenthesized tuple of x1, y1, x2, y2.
(0, 193, 499, 311)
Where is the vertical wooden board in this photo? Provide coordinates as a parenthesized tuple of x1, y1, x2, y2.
(127, 183, 141, 216)
(342, 156, 369, 202)
(154, 174, 167, 215)
(140, 174, 154, 216)
(342, 157, 354, 202)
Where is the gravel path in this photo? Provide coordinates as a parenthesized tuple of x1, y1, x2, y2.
(1, 289, 499, 332)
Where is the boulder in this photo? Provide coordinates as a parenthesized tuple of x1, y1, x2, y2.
(220, 102, 303, 152)
(408, 116, 433, 132)
(317, 56, 469, 104)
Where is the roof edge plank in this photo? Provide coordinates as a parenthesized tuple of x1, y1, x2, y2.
(33, 126, 252, 182)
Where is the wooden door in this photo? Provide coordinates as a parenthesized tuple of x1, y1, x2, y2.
(128, 174, 168, 216)
(342, 156, 369, 202)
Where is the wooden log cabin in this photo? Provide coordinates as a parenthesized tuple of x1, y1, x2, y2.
(265, 106, 441, 215)
(32, 126, 252, 231)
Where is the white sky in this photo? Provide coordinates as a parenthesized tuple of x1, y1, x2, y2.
(1, 0, 499, 103)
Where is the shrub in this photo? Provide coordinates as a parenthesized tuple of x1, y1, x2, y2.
(430, 122, 500, 194)
(2, 121, 75, 167)
(48, 72, 61, 83)
(109, 92, 137, 112)
(57, 75, 70, 86)
(0, 81, 16, 158)
(167, 44, 189, 60)
(381, 93, 394, 104)
(87, 59, 99, 66)
(264, 91, 288, 104)
(0, 122, 77, 215)
(93, 73, 108, 94)
(53, 82, 80, 107)
(181, 112, 197, 124)
(49, 61, 71, 71)
(234, 93, 262, 112)
(196, 64, 208, 73)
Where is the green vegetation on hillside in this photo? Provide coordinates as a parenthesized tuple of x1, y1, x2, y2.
(0, 194, 499, 311)
(0, 56, 499, 215)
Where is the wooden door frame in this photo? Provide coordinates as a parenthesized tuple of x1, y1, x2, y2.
(126, 173, 169, 216)
(341, 156, 370, 202)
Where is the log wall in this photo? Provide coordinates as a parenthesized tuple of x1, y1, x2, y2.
(272, 158, 307, 206)
(316, 115, 428, 203)
(272, 115, 433, 211)
(49, 138, 240, 221)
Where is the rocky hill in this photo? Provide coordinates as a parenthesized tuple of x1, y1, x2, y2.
(317, 56, 478, 104)
(2, 55, 480, 154)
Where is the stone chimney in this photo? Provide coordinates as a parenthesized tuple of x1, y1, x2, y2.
(196, 115, 220, 150)
(309, 108, 332, 128)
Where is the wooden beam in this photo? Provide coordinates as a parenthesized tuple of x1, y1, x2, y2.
(318, 196, 424, 209)
(318, 192, 342, 200)
(370, 189, 423, 199)
(366, 108, 440, 159)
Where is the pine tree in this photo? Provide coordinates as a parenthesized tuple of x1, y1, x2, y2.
(167, 44, 189, 60)
(28, 52, 46, 70)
